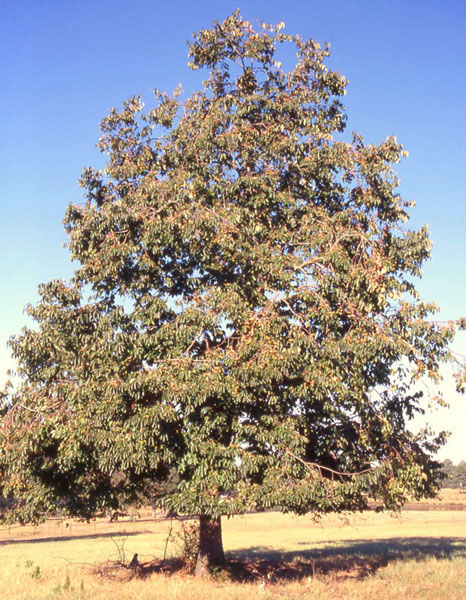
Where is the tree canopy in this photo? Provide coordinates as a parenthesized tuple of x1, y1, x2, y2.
(0, 11, 462, 573)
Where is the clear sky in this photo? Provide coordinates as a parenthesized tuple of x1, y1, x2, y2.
(1, 0, 465, 462)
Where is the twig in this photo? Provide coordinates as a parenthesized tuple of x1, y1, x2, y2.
(163, 518, 174, 560)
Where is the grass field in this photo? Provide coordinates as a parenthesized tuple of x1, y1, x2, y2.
(0, 490, 465, 599)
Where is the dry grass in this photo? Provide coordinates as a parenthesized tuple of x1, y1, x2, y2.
(401, 487, 466, 511)
(0, 493, 465, 599)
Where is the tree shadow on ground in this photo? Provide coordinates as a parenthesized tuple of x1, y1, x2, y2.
(222, 536, 466, 582)
(0, 530, 143, 546)
(127, 536, 465, 582)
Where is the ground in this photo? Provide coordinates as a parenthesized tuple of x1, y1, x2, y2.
(0, 490, 465, 599)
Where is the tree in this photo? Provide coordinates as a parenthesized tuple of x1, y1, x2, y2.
(0, 11, 461, 575)
(439, 460, 466, 488)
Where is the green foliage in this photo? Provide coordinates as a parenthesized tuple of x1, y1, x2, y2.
(0, 11, 463, 528)
(439, 460, 466, 488)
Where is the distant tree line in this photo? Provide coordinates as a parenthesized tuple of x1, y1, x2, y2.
(439, 460, 466, 488)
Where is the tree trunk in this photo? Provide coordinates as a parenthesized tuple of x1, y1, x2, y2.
(194, 515, 225, 577)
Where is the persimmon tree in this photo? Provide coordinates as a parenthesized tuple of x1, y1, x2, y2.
(0, 11, 462, 575)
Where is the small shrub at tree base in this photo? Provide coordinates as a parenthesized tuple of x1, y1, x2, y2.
(175, 522, 201, 569)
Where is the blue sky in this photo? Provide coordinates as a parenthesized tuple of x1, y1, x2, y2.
(1, 0, 465, 461)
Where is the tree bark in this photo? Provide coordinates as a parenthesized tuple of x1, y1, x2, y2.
(194, 515, 225, 577)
